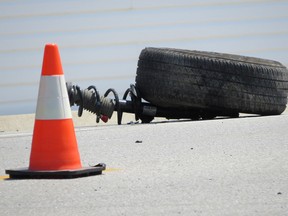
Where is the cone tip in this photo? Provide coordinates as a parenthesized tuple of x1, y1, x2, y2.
(41, 43, 63, 76)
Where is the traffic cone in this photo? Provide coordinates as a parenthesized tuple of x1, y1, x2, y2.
(6, 44, 105, 179)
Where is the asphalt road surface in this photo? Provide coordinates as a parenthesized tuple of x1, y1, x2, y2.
(0, 114, 287, 215)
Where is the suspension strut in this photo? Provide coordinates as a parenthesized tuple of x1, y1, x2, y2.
(66, 82, 156, 125)
(66, 82, 208, 124)
(66, 82, 240, 124)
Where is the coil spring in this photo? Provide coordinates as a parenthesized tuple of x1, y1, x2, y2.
(67, 82, 142, 125)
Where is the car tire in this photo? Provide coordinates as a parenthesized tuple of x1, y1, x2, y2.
(135, 47, 288, 116)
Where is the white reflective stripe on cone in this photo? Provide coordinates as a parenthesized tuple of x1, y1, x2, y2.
(35, 75, 72, 120)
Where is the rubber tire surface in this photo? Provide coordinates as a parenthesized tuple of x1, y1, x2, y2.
(136, 47, 288, 115)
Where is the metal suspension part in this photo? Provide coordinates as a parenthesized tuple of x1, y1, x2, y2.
(66, 82, 149, 125)
(66, 82, 238, 125)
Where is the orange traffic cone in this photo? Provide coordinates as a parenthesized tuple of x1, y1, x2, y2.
(6, 44, 105, 179)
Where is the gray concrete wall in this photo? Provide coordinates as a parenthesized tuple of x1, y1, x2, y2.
(1, 0, 288, 115)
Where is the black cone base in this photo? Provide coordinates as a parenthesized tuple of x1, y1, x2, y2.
(5, 163, 106, 179)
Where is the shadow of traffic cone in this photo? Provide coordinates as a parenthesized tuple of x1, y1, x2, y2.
(6, 44, 105, 179)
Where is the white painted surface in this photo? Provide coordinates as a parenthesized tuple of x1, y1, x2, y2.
(1, 0, 288, 114)
(35, 75, 72, 120)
